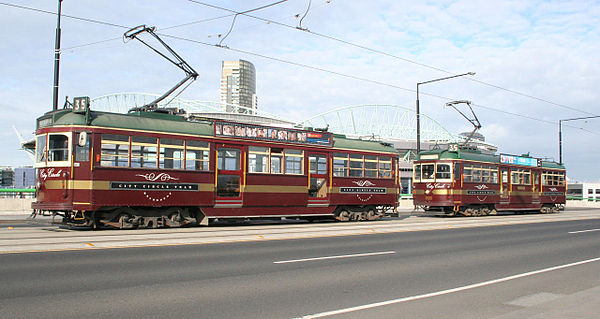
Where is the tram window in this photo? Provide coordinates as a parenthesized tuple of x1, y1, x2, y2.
(379, 157, 392, 178)
(186, 140, 209, 171)
(511, 169, 531, 185)
(491, 170, 499, 183)
(474, 165, 484, 182)
(523, 171, 531, 184)
(365, 155, 378, 177)
(463, 164, 472, 182)
(413, 164, 421, 182)
(249, 147, 269, 173)
(333, 153, 349, 177)
(217, 175, 240, 197)
(436, 164, 451, 180)
(131, 136, 158, 168)
(48, 134, 69, 162)
(421, 164, 435, 180)
(160, 138, 184, 169)
(270, 148, 283, 174)
(75, 132, 90, 162)
(218, 148, 240, 171)
(542, 171, 565, 186)
(349, 154, 364, 177)
(35, 135, 47, 163)
(101, 134, 129, 167)
(309, 154, 327, 175)
(285, 149, 303, 175)
(502, 170, 508, 183)
(463, 164, 497, 183)
(482, 169, 490, 183)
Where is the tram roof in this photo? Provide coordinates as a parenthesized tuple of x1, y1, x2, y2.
(416, 147, 565, 170)
(41, 109, 397, 154)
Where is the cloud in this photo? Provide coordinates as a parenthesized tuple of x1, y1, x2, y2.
(1, 0, 599, 180)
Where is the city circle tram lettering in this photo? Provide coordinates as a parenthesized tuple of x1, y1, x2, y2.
(110, 182, 198, 191)
(340, 187, 386, 194)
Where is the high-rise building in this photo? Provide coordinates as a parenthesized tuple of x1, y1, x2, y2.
(220, 60, 257, 113)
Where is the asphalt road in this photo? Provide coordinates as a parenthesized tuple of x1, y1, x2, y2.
(1, 217, 599, 318)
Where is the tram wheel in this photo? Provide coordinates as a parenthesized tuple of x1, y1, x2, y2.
(366, 208, 378, 221)
(336, 210, 350, 222)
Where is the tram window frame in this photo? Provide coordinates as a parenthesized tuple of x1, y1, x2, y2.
(435, 163, 452, 181)
(363, 155, 378, 178)
(270, 148, 283, 174)
(248, 146, 269, 173)
(47, 133, 71, 163)
(309, 153, 327, 175)
(217, 148, 240, 171)
(100, 134, 130, 167)
(413, 164, 421, 182)
(186, 140, 209, 171)
(131, 136, 158, 168)
(75, 132, 90, 162)
(463, 163, 499, 183)
(159, 138, 184, 170)
(511, 169, 532, 185)
(349, 154, 364, 177)
(379, 157, 392, 179)
(284, 149, 304, 175)
(333, 153, 349, 177)
(542, 171, 565, 186)
(421, 164, 435, 181)
(502, 169, 509, 183)
(35, 134, 47, 165)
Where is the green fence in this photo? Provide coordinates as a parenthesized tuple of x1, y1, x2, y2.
(0, 188, 35, 198)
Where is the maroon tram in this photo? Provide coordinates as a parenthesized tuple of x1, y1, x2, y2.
(413, 145, 566, 216)
(32, 103, 400, 229)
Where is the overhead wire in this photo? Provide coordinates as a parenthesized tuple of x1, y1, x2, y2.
(159, 33, 600, 135)
(1, 1, 598, 135)
(186, 0, 597, 117)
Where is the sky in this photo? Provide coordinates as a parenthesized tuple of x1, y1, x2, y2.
(1, 0, 599, 181)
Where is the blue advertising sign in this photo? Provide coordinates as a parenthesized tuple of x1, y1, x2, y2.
(500, 154, 539, 167)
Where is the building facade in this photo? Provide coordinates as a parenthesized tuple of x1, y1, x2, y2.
(567, 182, 600, 201)
(220, 60, 257, 113)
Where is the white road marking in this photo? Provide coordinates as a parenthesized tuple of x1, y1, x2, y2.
(299, 256, 600, 318)
(569, 228, 600, 234)
(274, 251, 396, 264)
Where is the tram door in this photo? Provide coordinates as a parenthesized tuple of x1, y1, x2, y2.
(72, 131, 92, 203)
(499, 168, 510, 206)
(215, 145, 243, 208)
(308, 152, 329, 206)
(532, 171, 541, 203)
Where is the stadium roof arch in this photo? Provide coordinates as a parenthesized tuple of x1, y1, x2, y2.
(90, 93, 497, 156)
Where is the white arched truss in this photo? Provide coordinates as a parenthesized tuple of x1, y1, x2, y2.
(296, 104, 459, 142)
(90, 92, 286, 122)
(89, 94, 473, 145)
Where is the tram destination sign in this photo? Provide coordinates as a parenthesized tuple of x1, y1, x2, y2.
(214, 121, 333, 147)
(500, 154, 541, 167)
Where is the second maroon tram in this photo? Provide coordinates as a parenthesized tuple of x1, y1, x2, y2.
(32, 103, 400, 229)
(413, 145, 566, 216)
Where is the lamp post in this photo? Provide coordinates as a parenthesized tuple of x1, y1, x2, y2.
(416, 72, 475, 153)
(52, 0, 63, 111)
(559, 115, 600, 164)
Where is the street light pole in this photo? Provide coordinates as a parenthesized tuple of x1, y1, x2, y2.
(52, 0, 63, 111)
(558, 115, 600, 164)
(416, 72, 475, 153)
